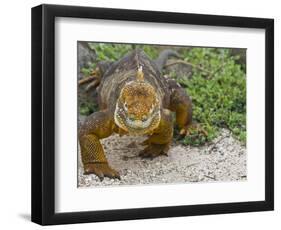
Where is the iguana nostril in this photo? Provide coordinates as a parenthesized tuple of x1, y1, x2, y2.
(142, 115, 148, 121)
(129, 114, 138, 121)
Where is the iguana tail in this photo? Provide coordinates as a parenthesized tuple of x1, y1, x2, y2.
(154, 49, 180, 71)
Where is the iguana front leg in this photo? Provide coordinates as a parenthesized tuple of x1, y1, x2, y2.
(139, 109, 173, 158)
(79, 110, 120, 180)
(169, 83, 193, 135)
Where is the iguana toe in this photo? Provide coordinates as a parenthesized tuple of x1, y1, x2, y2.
(179, 123, 208, 137)
(139, 144, 169, 159)
(84, 163, 120, 180)
(140, 139, 150, 146)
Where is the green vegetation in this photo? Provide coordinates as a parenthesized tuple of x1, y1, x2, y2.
(176, 48, 246, 145)
(79, 43, 246, 145)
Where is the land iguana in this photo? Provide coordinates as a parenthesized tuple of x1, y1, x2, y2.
(79, 49, 193, 180)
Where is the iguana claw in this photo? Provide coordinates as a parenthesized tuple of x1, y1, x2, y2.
(139, 144, 169, 159)
(179, 123, 208, 137)
(84, 163, 120, 180)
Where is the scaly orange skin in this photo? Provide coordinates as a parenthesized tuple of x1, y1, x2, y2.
(79, 49, 192, 180)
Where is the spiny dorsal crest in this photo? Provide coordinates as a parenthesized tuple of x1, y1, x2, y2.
(136, 65, 144, 82)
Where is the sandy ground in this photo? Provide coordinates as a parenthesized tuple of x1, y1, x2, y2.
(78, 128, 247, 187)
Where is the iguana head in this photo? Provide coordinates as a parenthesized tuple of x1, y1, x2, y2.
(114, 67, 161, 135)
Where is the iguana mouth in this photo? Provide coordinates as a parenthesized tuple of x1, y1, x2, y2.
(126, 117, 153, 129)
(114, 106, 160, 135)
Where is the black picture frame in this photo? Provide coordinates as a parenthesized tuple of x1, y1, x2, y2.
(31, 4, 274, 225)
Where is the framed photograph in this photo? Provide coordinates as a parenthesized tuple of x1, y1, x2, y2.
(31, 4, 274, 225)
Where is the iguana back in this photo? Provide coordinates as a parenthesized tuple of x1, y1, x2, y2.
(97, 49, 171, 113)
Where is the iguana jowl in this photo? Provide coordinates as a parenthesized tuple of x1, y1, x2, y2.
(79, 49, 192, 180)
